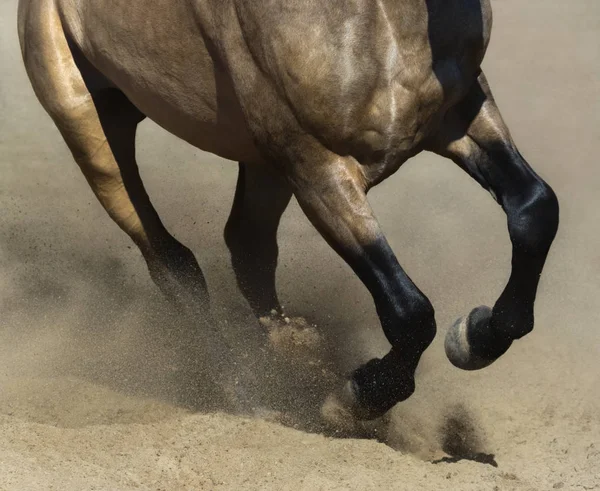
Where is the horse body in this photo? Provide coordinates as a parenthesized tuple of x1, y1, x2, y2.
(51, 0, 490, 169)
(17, 0, 558, 421)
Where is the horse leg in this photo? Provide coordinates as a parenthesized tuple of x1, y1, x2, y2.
(428, 71, 559, 370)
(87, 90, 212, 311)
(285, 153, 436, 421)
(224, 163, 293, 317)
(18, 6, 258, 412)
(19, 2, 209, 311)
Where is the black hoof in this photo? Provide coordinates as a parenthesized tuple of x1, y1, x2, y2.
(321, 379, 380, 430)
(320, 380, 392, 437)
(322, 356, 416, 425)
(445, 305, 497, 371)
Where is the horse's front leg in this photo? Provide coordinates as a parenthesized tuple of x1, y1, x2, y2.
(428, 72, 559, 370)
(285, 152, 436, 421)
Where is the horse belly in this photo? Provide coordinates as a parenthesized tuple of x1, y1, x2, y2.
(122, 79, 261, 165)
(61, 0, 261, 164)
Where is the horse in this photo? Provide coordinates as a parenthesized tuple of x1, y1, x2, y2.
(17, 0, 559, 421)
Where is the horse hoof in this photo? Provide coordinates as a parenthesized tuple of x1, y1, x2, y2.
(321, 380, 393, 440)
(321, 382, 358, 431)
(445, 305, 496, 371)
(321, 380, 380, 428)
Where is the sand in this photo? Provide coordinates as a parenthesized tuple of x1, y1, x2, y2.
(1, 0, 599, 489)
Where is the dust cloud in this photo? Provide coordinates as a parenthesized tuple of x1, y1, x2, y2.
(1, 0, 599, 489)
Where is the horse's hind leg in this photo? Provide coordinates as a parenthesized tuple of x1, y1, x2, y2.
(84, 90, 211, 311)
(18, 2, 209, 311)
(428, 72, 559, 370)
(224, 163, 292, 317)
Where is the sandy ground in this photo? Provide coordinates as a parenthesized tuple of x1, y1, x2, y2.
(1, 0, 599, 490)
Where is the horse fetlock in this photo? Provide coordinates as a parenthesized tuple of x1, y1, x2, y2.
(144, 242, 209, 308)
(488, 302, 535, 341)
(344, 355, 418, 420)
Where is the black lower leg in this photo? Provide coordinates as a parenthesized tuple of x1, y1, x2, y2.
(443, 145, 559, 367)
(144, 239, 210, 309)
(224, 163, 292, 317)
(473, 155, 559, 360)
(291, 159, 436, 418)
(432, 74, 560, 369)
(344, 238, 437, 417)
